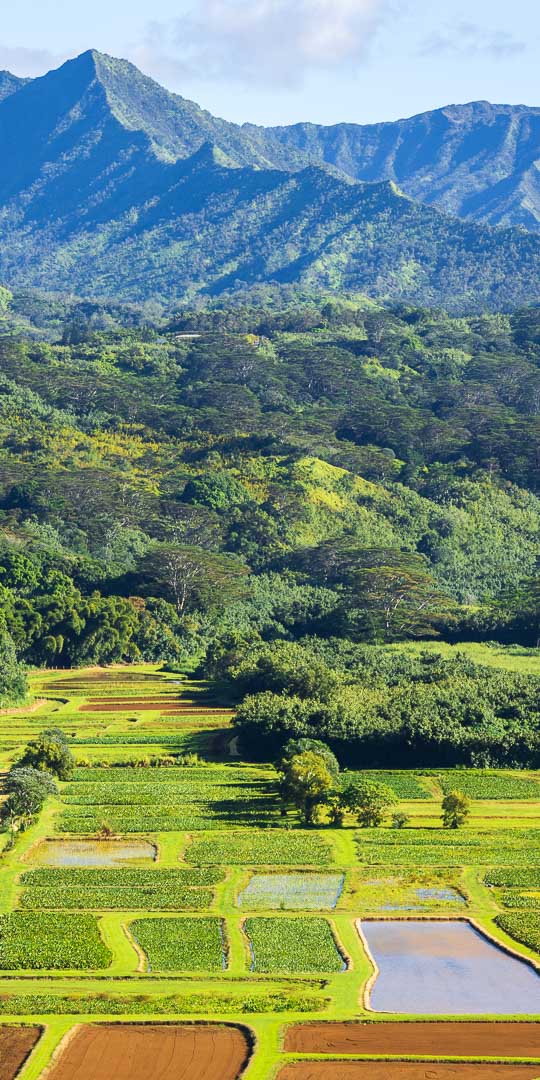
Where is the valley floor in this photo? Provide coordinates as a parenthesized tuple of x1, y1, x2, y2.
(0, 663, 539, 1080)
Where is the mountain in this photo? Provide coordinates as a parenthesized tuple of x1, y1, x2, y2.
(258, 102, 540, 232)
(7, 53, 535, 232)
(1, 50, 540, 310)
(0, 71, 30, 103)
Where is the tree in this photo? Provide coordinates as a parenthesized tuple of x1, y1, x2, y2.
(279, 750, 335, 825)
(2, 766, 58, 827)
(293, 543, 455, 641)
(281, 738, 339, 779)
(233, 692, 323, 760)
(441, 789, 470, 829)
(133, 544, 249, 614)
(18, 730, 74, 780)
(0, 628, 27, 707)
(341, 778, 398, 827)
(229, 641, 341, 700)
(350, 549, 456, 641)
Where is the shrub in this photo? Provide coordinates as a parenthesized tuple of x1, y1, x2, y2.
(18, 730, 74, 780)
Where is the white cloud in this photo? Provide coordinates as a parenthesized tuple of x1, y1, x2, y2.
(132, 0, 389, 89)
(419, 22, 526, 60)
(0, 44, 65, 78)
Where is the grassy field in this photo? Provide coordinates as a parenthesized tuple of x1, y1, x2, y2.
(0, 661, 539, 1079)
(393, 640, 540, 676)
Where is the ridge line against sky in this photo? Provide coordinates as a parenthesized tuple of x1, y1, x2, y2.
(0, 0, 539, 126)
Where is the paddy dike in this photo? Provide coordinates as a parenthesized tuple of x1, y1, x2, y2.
(0, 1026, 41, 1080)
(43, 1024, 251, 1080)
(277, 1066, 540, 1079)
(285, 1022, 540, 1057)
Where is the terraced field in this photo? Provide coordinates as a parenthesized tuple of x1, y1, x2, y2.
(0, 663, 539, 1080)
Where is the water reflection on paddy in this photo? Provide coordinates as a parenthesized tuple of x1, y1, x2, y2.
(25, 839, 157, 867)
(359, 919, 540, 1014)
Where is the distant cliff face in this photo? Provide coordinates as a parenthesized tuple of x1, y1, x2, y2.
(0, 51, 539, 310)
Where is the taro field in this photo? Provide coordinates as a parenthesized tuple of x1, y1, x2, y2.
(0, 662, 539, 1080)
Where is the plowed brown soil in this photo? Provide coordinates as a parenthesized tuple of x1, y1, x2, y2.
(163, 709, 234, 716)
(44, 1023, 251, 1080)
(285, 1022, 540, 1058)
(80, 701, 181, 712)
(277, 1065, 540, 1079)
(0, 1026, 41, 1080)
(78, 699, 232, 708)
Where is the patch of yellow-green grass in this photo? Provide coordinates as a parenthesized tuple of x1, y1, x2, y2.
(394, 639, 540, 676)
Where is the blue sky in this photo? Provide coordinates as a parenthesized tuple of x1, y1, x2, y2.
(1, 0, 538, 125)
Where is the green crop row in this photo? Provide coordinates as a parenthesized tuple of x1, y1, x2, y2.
(356, 844, 539, 866)
(20, 868, 223, 887)
(342, 772, 429, 800)
(18, 886, 214, 911)
(59, 811, 217, 833)
(0, 913, 111, 970)
(185, 832, 332, 866)
(438, 773, 540, 799)
(62, 782, 266, 805)
(496, 913, 540, 954)
(355, 829, 540, 866)
(130, 917, 225, 971)
(244, 917, 345, 973)
(59, 806, 276, 832)
(500, 892, 540, 910)
(71, 736, 212, 746)
(357, 828, 540, 846)
(0, 990, 326, 1015)
(70, 767, 263, 783)
(485, 868, 540, 888)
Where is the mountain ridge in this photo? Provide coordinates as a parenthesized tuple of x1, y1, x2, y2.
(3, 51, 540, 230)
(0, 70, 31, 102)
(6, 50, 540, 230)
(1, 51, 540, 310)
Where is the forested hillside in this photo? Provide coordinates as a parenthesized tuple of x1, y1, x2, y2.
(0, 289, 538, 756)
(0, 291, 538, 762)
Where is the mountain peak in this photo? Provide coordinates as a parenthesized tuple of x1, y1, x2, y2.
(188, 141, 241, 170)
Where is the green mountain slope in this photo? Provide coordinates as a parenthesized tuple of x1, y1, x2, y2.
(2, 133, 540, 311)
(2, 53, 540, 233)
(1, 52, 540, 309)
(258, 102, 540, 232)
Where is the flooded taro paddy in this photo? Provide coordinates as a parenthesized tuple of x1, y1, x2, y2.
(360, 919, 540, 1014)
